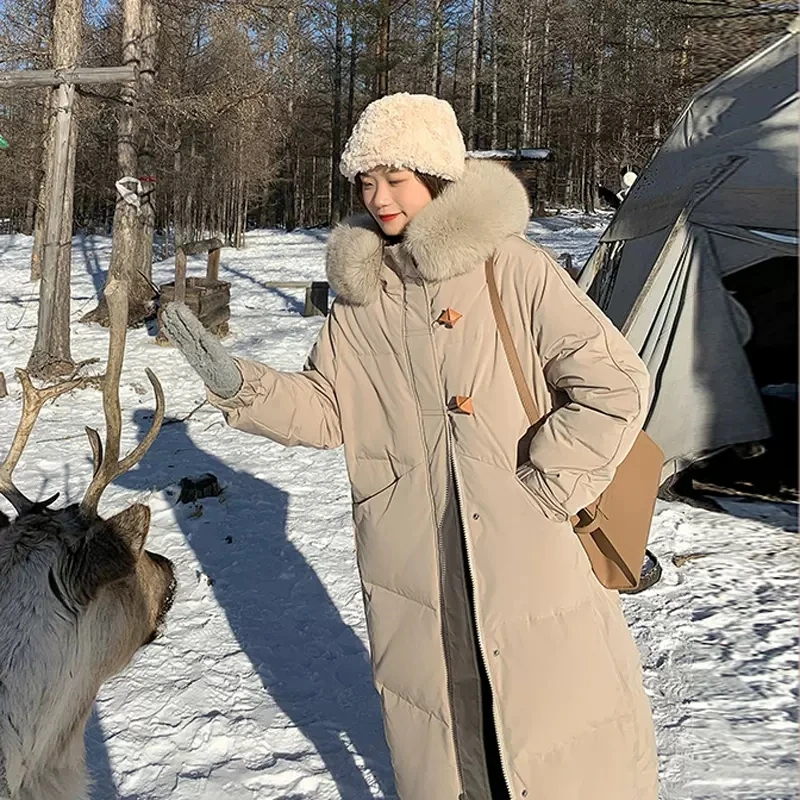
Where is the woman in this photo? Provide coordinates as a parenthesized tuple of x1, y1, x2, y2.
(163, 93, 659, 800)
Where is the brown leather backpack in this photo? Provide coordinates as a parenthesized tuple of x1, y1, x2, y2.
(486, 258, 663, 590)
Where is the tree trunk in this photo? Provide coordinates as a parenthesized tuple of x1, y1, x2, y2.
(27, 0, 82, 378)
(81, 0, 155, 326)
(467, 0, 481, 149)
(533, 0, 550, 209)
(678, 21, 692, 91)
(452, 26, 461, 104)
(238, 174, 248, 248)
(82, 0, 156, 327)
(185, 136, 196, 238)
(29, 3, 54, 278)
(581, 133, 592, 213)
(490, 0, 500, 148)
(377, 0, 390, 96)
(330, 0, 345, 225)
(431, 0, 443, 96)
(520, 2, 534, 146)
(591, 13, 605, 205)
(534, 0, 550, 149)
(24, 169, 37, 237)
(171, 125, 182, 255)
(620, 3, 633, 170)
(31, 87, 55, 281)
(652, 31, 663, 148)
(284, 5, 298, 231)
(110, 0, 143, 302)
(346, 11, 358, 215)
(347, 12, 358, 131)
(134, 0, 157, 298)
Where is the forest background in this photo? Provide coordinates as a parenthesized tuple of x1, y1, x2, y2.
(0, 0, 794, 246)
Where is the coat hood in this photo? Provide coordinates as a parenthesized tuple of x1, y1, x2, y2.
(326, 159, 531, 305)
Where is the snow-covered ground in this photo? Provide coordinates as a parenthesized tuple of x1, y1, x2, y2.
(0, 213, 796, 800)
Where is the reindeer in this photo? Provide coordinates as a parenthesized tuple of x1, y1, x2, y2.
(0, 279, 175, 800)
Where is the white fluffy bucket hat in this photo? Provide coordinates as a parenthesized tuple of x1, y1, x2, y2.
(339, 93, 467, 183)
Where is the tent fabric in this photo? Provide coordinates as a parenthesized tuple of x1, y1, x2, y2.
(706, 226, 797, 277)
(629, 223, 771, 477)
(588, 29, 798, 244)
(578, 26, 798, 479)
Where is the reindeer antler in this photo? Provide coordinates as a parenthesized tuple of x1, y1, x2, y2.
(0, 370, 96, 515)
(80, 277, 165, 518)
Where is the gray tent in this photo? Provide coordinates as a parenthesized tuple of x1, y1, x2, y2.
(578, 23, 798, 483)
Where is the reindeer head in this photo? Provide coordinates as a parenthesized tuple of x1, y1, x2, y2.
(0, 279, 175, 799)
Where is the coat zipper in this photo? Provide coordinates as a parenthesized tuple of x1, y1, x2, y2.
(446, 421, 515, 800)
(405, 272, 466, 794)
(436, 473, 468, 795)
(422, 281, 515, 799)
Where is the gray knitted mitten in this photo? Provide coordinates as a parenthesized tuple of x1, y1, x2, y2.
(160, 302, 243, 398)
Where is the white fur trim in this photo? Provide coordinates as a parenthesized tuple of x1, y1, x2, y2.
(340, 93, 467, 182)
(327, 160, 531, 305)
(326, 213, 385, 306)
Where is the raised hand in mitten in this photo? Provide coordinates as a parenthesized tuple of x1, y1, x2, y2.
(160, 302, 243, 398)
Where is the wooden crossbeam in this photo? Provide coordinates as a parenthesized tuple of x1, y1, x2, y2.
(261, 281, 321, 289)
(0, 65, 136, 88)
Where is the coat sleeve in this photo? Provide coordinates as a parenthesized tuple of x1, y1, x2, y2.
(521, 248, 650, 520)
(206, 314, 343, 449)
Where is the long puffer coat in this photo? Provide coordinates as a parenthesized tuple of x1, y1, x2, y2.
(208, 159, 659, 800)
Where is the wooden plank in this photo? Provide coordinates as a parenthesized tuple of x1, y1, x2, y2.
(0, 65, 136, 88)
(160, 287, 200, 312)
(159, 285, 200, 308)
(262, 281, 316, 289)
(202, 307, 231, 331)
(183, 276, 230, 295)
(198, 289, 230, 319)
(184, 276, 208, 295)
(181, 238, 223, 256)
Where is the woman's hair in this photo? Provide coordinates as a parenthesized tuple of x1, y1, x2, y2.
(355, 171, 451, 207)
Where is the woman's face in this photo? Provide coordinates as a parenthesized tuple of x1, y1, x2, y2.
(360, 167, 433, 237)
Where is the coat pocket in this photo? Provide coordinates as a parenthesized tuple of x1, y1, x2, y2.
(352, 475, 403, 507)
(514, 462, 569, 523)
(350, 457, 418, 506)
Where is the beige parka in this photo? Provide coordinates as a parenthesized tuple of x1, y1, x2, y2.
(208, 160, 659, 800)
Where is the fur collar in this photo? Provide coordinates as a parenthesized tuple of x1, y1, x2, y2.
(326, 159, 531, 305)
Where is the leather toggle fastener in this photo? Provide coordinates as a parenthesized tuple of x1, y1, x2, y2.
(436, 308, 463, 328)
(449, 396, 474, 415)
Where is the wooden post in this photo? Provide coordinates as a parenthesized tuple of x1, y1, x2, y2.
(0, 372, 7, 399)
(174, 247, 187, 304)
(305, 282, 330, 317)
(39, 80, 75, 316)
(10, 54, 137, 374)
(207, 244, 221, 282)
(26, 6, 80, 379)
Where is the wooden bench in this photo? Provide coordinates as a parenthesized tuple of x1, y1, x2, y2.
(156, 238, 230, 343)
(261, 281, 330, 317)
